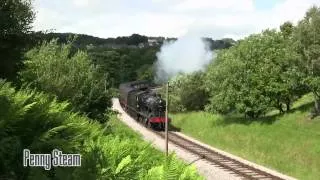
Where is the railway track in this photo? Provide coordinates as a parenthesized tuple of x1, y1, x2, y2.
(120, 102, 287, 180)
(151, 130, 286, 180)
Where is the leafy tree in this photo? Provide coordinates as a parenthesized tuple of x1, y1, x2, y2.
(203, 38, 235, 50)
(90, 50, 122, 87)
(127, 33, 148, 45)
(0, 0, 35, 80)
(206, 30, 304, 118)
(161, 72, 209, 112)
(205, 49, 242, 114)
(19, 39, 111, 121)
(294, 6, 320, 117)
(280, 21, 294, 38)
(136, 64, 155, 81)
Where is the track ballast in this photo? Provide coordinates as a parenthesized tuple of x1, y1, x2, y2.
(121, 102, 287, 180)
(152, 130, 285, 180)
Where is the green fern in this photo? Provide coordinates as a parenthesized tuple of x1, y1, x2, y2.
(0, 80, 204, 180)
(115, 155, 132, 174)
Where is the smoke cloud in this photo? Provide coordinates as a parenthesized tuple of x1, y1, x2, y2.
(155, 34, 214, 83)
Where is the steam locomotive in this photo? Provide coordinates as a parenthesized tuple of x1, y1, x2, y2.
(119, 80, 168, 130)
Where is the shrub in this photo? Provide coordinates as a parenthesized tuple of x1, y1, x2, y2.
(19, 39, 111, 121)
(162, 72, 209, 112)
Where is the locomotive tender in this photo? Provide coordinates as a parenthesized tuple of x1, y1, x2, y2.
(119, 80, 168, 130)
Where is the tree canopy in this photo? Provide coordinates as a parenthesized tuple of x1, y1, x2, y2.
(0, 0, 35, 80)
(293, 6, 320, 117)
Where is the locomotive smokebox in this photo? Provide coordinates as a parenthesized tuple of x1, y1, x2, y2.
(119, 80, 167, 130)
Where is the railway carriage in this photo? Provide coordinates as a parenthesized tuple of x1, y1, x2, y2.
(119, 80, 168, 130)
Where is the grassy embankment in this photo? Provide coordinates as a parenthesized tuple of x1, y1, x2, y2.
(170, 93, 320, 180)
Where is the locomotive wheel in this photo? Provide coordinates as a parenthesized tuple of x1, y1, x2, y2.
(144, 119, 152, 129)
(147, 121, 152, 129)
(144, 117, 148, 127)
(156, 123, 164, 131)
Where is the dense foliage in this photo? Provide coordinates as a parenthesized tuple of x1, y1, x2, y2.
(162, 72, 209, 112)
(30, 32, 235, 51)
(30, 32, 150, 49)
(0, 80, 203, 180)
(88, 47, 158, 87)
(0, 80, 102, 179)
(293, 6, 320, 117)
(19, 39, 111, 121)
(205, 30, 305, 117)
(0, 0, 35, 80)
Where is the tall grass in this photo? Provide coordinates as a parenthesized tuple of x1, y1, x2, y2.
(171, 94, 320, 180)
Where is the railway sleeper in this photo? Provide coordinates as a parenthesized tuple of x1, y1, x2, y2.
(153, 129, 285, 180)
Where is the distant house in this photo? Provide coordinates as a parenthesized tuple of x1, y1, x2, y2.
(138, 43, 145, 48)
(148, 39, 159, 46)
(86, 44, 94, 50)
(147, 37, 165, 46)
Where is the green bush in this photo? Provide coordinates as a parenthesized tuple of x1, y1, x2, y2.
(164, 72, 209, 112)
(19, 39, 111, 121)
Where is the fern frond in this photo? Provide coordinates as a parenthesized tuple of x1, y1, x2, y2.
(115, 155, 132, 174)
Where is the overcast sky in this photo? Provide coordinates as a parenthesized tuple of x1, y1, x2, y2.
(32, 0, 320, 40)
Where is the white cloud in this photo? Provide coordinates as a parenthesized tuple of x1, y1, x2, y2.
(33, 7, 71, 32)
(31, 0, 320, 40)
(172, 0, 254, 12)
(59, 12, 195, 38)
(134, 13, 196, 37)
(72, 0, 89, 7)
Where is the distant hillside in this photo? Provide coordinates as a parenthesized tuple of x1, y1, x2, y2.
(29, 31, 235, 50)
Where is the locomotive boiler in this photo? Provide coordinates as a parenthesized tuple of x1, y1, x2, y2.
(119, 80, 168, 130)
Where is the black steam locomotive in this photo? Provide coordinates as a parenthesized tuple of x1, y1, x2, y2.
(119, 80, 168, 130)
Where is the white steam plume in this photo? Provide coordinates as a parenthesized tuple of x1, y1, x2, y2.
(155, 34, 214, 83)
